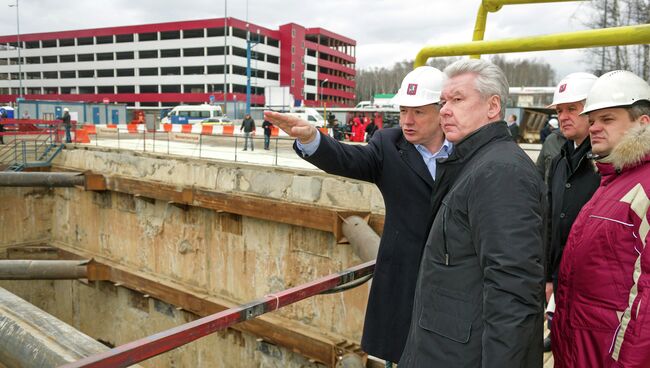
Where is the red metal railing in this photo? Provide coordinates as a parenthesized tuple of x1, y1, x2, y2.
(59, 260, 375, 368)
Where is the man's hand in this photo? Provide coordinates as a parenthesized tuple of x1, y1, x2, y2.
(545, 282, 553, 303)
(264, 111, 317, 144)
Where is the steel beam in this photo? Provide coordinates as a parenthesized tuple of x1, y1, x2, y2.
(59, 260, 375, 368)
(0, 260, 89, 279)
(0, 287, 143, 368)
(0, 172, 85, 187)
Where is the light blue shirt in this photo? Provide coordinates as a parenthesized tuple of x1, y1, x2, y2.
(297, 131, 453, 180)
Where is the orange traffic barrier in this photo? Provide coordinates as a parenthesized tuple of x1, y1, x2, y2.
(74, 128, 91, 144)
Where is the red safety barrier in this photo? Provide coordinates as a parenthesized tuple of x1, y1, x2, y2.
(222, 125, 234, 135)
(126, 124, 139, 134)
(181, 124, 192, 133)
(58, 260, 375, 368)
(201, 125, 213, 135)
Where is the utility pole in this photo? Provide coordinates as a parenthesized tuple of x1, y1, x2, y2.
(245, 28, 260, 115)
(9, 0, 23, 99)
(223, 0, 228, 109)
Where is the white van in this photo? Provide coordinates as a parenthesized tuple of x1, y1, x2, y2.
(285, 108, 325, 127)
(161, 104, 223, 124)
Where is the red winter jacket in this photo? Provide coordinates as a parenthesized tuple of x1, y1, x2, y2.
(552, 125, 650, 367)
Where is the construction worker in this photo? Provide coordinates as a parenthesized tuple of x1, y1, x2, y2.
(61, 108, 72, 143)
(543, 72, 600, 352)
(552, 70, 650, 367)
(264, 66, 452, 366)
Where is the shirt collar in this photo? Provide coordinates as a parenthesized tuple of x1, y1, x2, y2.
(415, 139, 453, 158)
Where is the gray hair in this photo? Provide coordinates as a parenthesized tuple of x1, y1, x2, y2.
(443, 59, 509, 119)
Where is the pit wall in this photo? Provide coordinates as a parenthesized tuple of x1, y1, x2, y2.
(1, 146, 386, 367)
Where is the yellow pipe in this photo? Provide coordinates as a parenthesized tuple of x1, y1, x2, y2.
(471, 0, 586, 58)
(415, 24, 650, 67)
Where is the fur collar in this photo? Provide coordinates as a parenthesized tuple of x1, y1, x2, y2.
(598, 124, 650, 171)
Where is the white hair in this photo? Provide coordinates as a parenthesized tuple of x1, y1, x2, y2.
(443, 59, 509, 119)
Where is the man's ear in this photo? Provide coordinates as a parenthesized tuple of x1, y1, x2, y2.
(639, 114, 650, 126)
(487, 95, 501, 120)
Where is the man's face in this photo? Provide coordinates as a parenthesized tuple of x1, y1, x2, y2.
(556, 102, 590, 143)
(399, 104, 442, 150)
(588, 107, 642, 156)
(439, 73, 500, 143)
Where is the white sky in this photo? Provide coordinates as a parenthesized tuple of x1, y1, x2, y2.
(0, 0, 598, 85)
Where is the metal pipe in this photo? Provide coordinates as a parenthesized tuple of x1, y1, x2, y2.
(0, 260, 88, 279)
(0, 172, 85, 187)
(341, 216, 380, 262)
(0, 287, 144, 368)
(415, 24, 650, 67)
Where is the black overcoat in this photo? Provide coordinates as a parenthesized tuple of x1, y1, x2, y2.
(296, 127, 437, 362)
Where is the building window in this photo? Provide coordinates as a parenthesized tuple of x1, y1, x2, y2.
(232, 84, 247, 94)
(97, 86, 114, 93)
(25, 56, 40, 64)
(232, 65, 247, 76)
(184, 84, 205, 93)
(183, 66, 204, 75)
(25, 72, 40, 79)
(306, 64, 316, 71)
(59, 38, 75, 47)
(79, 86, 95, 94)
(42, 39, 57, 48)
(138, 32, 157, 41)
(60, 70, 76, 78)
(267, 55, 279, 64)
(160, 49, 181, 58)
(183, 29, 204, 38)
(139, 85, 158, 93)
(232, 28, 247, 39)
(25, 41, 39, 49)
(116, 34, 134, 43)
(268, 38, 279, 47)
(116, 51, 134, 60)
(307, 49, 316, 57)
(291, 62, 295, 71)
(42, 71, 58, 79)
(291, 78, 295, 86)
(42, 55, 57, 63)
(231, 46, 247, 58)
(207, 46, 226, 56)
(44, 87, 59, 94)
(207, 27, 225, 37)
(96, 35, 113, 44)
(60, 87, 74, 94)
(267, 71, 279, 80)
(117, 85, 135, 93)
(207, 65, 225, 74)
(160, 30, 181, 40)
(77, 53, 94, 62)
(139, 67, 158, 76)
(116, 68, 135, 77)
(160, 67, 181, 75)
(139, 50, 158, 59)
(77, 37, 94, 45)
(96, 52, 114, 61)
(97, 69, 114, 77)
(161, 85, 181, 93)
(291, 45, 295, 54)
(78, 70, 94, 78)
(59, 54, 75, 63)
(291, 29, 296, 38)
(183, 47, 205, 57)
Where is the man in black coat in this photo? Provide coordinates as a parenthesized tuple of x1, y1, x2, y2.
(543, 72, 600, 351)
(264, 66, 451, 364)
(400, 59, 545, 367)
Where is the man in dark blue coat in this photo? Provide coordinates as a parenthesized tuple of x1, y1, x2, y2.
(264, 66, 451, 365)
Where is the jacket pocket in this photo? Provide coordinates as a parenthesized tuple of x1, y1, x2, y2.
(418, 287, 474, 343)
(569, 301, 620, 332)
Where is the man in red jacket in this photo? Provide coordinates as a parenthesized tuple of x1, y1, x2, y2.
(552, 70, 650, 367)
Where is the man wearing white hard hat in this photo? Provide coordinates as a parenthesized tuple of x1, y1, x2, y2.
(543, 72, 601, 352)
(536, 117, 565, 183)
(552, 70, 650, 367)
(265, 66, 451, 365)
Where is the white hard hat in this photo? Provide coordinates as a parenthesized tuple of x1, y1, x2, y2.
(548, 72, 598, 108)
(548, 118, 559, 129)
(392, 66, 445, 107)
(63, 108, 69, 112)
(582, 70, 650, 115)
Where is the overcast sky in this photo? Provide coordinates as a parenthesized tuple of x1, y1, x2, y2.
(0, 0, 596, 84)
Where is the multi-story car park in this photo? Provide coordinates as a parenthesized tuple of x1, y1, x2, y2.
(0, 17, 356, 109)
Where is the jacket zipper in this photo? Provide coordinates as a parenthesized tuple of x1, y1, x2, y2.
(442, 210, 449, 265)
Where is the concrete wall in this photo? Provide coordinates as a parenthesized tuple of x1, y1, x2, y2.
(0, 187, 53, 258)
(0, 147, 387, 367)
